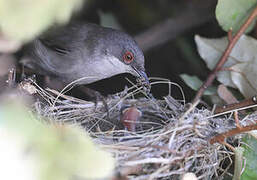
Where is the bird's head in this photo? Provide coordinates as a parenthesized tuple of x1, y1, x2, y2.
(102, 29, 150, 92)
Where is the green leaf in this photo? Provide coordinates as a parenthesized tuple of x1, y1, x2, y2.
(195, 35, 235, 88)
(241, 135, 257, 180)
(195, 35, 257, 98)
(230, 62, 257, 98)
(0, 0, 85, 43)
(180, 74, 216, 95)
(0, 100, 115, 180)
(216, 0, 257, 33)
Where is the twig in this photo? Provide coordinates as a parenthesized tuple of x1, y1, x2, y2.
(214, 95, 257, 114)
(209, 121, 257, 145)
(46, 88, 90, 104)
(234, 111, 241, 129)
(221, 141, 235, 152)
(192, 5, 257, 103)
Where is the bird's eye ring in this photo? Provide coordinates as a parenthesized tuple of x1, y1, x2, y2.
(123, 51, 134, 64)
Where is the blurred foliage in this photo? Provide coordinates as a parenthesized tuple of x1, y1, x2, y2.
(0, 0, 256, 179)
(99, 10, 122, 30)
(0, 99, 114, 180)
(216, 0, 257, 34)
(241, 135, 257, 180)
(182, 1, 257, 101)
(0, 0, 84, 42)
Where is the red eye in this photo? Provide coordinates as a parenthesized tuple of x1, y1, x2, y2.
(123, 51, 134, 64)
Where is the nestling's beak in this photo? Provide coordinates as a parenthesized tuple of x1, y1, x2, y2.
(132, 66, 151, 91)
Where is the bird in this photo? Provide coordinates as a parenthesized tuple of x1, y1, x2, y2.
(21, 22, 150, 91)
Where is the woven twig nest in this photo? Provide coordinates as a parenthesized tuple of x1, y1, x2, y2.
(20, 78, 239, 180)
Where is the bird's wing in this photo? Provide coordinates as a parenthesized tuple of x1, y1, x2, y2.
(30, 23, 93, 75)
(40, 23, 88, 56)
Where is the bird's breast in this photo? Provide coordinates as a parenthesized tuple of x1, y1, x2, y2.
(73, 55, 131, 85)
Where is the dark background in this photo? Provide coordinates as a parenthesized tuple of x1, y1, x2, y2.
(17, 0, 226, 101)
(74, 0, 224, 101)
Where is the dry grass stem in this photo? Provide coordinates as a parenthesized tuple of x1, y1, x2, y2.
(19, 78, 256, 179)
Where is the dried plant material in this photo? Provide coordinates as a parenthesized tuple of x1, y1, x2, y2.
(17, 78, 249, 180)
(19, 80, 38, 95)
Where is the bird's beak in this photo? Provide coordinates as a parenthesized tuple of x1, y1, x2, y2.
(132, 66, 151, 91)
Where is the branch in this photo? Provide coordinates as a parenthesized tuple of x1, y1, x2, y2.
(214, 95, 257, 114)
(209, 121, 257, 144)
(192, 5, 257, 103)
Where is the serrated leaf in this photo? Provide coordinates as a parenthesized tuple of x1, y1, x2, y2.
(180, 74, 216, 95)
(0, 0, 85, 42)
(195, 35, 257, 98)
(241, 135, 257, 180)
(216, 0, 257, 33)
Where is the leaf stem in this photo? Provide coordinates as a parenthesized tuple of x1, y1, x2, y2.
(192, 5, 257, 103)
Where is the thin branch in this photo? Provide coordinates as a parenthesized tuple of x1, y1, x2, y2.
(192, 5, 257, 103)
(214, 95, 257, 114)
(234, 111, 241, 129)
(209, 122, 257, 144)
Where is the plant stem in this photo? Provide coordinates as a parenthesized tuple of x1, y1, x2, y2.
(192, 5, 257, 103)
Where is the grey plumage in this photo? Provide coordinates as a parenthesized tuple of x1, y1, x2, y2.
(22, 22, 149, 87)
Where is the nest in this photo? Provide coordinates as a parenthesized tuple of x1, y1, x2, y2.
(19, 78, 238, 180)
